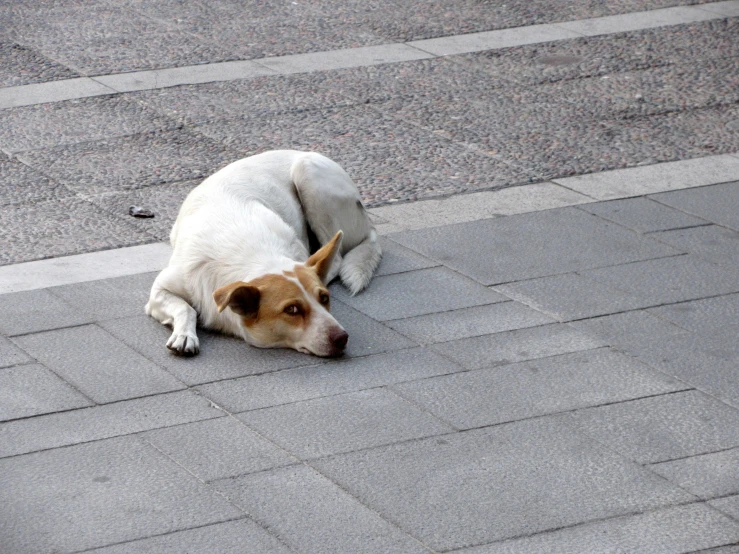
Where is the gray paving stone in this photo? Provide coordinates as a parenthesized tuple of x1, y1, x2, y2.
(196, 105, 531, 206)
(574, 313, 739, 409)
(649, 293, 739, 333)
(0, 95, 176, 154)
(0, 363, 92, 421)
(375, 237, 439, 277)
(0, 335, 32, 368)
(0, 196, 154, 266)
(0, 390, 223, 458)
(17, 127, 238, 196)
(393, 349, 686, 429)
(562, 391, 739, 464)
(11, 3, 236, 75)
(14, 324, 185, 403)
(651, 225, 739, 269)
(133, 73, 352, 125)
(650, 448, 739, 499)
(197, 347, 462, 413)
(569, 310, 687, 348)
(581, 197, 708, 233)
(386, 301, 555, 344)
(85, 519, 292, 554)
(0, 39, 79, 87)
(331, 266, 506, 321)
(431, 323, 606, 370)
(312, 417, 694, 551)
(0, 287, 92, 335)
(99, 315, 319, 386)
(237, 388, 451, 459)
(0, 154, 73, 207)
(712, 496, 739, 522)
(652, 182, 739, 232)
(582, 255, 739, 306)
(0, 77, 115, 109)
(0, 435, 243, 553)
(463, 18, 739, 88)
(85, 179, 199, 242)
(555, 6, 716, 37)
(48, 272, 156, 322)
(214, 465, 430, 554)
(140, 417, 295, 482)
(457, 503, 739, 554)
(496, 272, 655, 321)
(390, 207, 678, 285)
(693, 544, 739, 554)
(328, 299, 417, 357)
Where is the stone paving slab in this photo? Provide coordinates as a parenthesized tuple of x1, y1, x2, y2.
(457, 503, 739, 554)
(0, 94, 177, 154)
(650, 448, 739, 499)
(0, 435, 243, 553)
(100, 315, 322, 386)
(0, 336, 32, 368)
(712, 496, 739, 522)
(197, 347, 461, 413)
(312, 417, 695, 551)
(392, 348, 687, 429)
(391, 207, 678, 285)
(238, 388, 452, 459)
(431, 323, 606, 370)
(0, 196, 154, 266)
(0, 391, 223, 459)
(652, 225, 739, 268)
(213, 465, 431, 554)
(332, 266, 506, 321)
(0, 152, 73, 207)
(496, 272, 657, 321)
(140, 416, 296, 482)
(648, 292, 739, 333)
(561, 390, 739, 464)
(0, 363, 92, 422)
(85, 519, 293, 554)
(0, 287, 94, 336)
(14, 324, 185, 404)
(386, 301, 555, 344)
(580, 196, 709, 233)
(651, 181, 739, 231)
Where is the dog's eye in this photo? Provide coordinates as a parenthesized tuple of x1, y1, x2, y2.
(284, 304, 301, 315)
(319, 293, 330, 305)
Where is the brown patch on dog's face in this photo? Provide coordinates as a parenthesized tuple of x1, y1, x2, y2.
(213, 270, 346, 356)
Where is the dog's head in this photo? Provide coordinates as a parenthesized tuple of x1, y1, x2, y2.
(213, 231, 348, 357)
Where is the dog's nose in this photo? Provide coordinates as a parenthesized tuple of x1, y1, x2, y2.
(330, 328, 349, 350)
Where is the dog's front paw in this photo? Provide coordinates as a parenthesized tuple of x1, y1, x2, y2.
(166, 331, 200, 356)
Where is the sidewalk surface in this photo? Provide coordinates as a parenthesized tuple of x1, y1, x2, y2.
(2, 0, 739, 553)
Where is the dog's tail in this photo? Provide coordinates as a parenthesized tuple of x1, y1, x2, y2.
(340, 229, 382, 296)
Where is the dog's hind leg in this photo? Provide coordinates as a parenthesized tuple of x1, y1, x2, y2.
(145, 267, 200, 356)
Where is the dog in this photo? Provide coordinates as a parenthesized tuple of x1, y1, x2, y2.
(145, 150, 381, 357)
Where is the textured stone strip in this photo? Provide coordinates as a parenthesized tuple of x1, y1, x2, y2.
(0, 242, 172, 294)
(552, 154, 739, 201)
(0, 1, 735, 108)
(2, 153, 737, 292)
(0, 78, 117, 109)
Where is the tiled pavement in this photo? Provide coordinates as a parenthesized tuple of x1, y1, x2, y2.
(2, 181, 739, 553)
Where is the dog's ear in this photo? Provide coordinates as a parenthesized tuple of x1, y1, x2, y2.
(306, 230, 343, 283)
(213, 281, 260, 317)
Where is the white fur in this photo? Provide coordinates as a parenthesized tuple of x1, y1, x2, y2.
(146, 150, 381, 355)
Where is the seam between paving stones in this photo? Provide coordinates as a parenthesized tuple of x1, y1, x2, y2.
(132, 433, 304, 554)
(648, 446, 739, 471)
(68, 516, 264, 554)
(648, 195, 739, 234)
(196, 411, 440, 553)
(440, 499, 723, 553)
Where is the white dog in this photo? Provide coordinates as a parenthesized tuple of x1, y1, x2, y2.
(146, 150, 381, 357)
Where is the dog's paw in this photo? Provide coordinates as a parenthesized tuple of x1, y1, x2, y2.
(166, 331, 200, 356)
